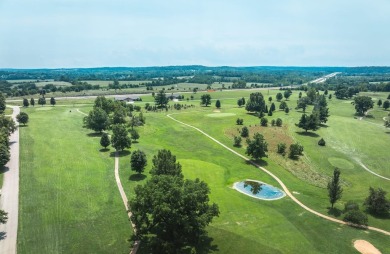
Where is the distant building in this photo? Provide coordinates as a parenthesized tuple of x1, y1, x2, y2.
(114, 95, 141, 102)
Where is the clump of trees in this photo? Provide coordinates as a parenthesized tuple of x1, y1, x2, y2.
(352, 96, 374, 116)
(288, 143, 303, 159)
(245, 133, 268, 160)
(130, 150, 219, 253)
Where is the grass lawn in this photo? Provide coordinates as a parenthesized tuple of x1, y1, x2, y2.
(18, 106, 132, 253)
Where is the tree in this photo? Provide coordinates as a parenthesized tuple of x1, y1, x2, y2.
(112, 107, 127, 125)
(388, 94, 390, 100)
(200, 94, 211, 106)
(276, 92, 283, 101)
(276, 118, 282, 127)
(84, 107, 109, 133)
(324, 90, 328, 95)
(328, 94, 332, 100)
(270, 102, 276, 112)
(277, 143, 286, 155)
(0, 142, 10, 168)
(129, 175, 219, 253)
(279, 101, 288, 110)
(313, 95, 330, 123)
(150, 149, 182, 177)
(306, 88, 317, 104)
(237, 98, 243, 107)
(50, 97, 56, 106)
(215, 99, 221, 109)
(296, 113, 319, 132)
(271, 119, 276, 126)
(241, 126, 249, 138)
(318, 138, 326, 146)
(100, 133, 110, 149)
(111, 124, 131, 151)
(0, 93, 5, 113)
(377, 99, 383, 107)
(30, 98, 35, 107)
(296, 97, 310, 112)
(289, 143, 304, 159)
(130, 129, 140, 142)
(268, 96, 272, 103)
(233, 136, 242, 147)
(283, 90, 292, 100)
(245, 92, 266, 113)
(16, 112, 29, 126)
(23, 98, 29, 107)
(364, 187, 390, 215)
(383, 100, 390, 110)
(327, 168, 343, 209)
(130, 150, 148, 174)
(352, 96, 374, 116)
(0, 115, 16, 135)
(260, 117, 268, 126)
(236, 118, 243, 125)
(94, 96, 114, 113)
(38, 97, 46, 106)
(267, 110, 273, 116)
(284, 107, 290, 114)
(246, 133, 268, 160)
(241, 97, 245, 105)
(155, 90, 169, 108)
(298, 92, 302, 99)
(0, 209, 8, 224)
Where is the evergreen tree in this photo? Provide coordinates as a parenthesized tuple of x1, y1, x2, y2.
(23, 98, 29, 107)
(377, 99, 383, 107)
(30, 98, 35, 107)
(296, 113, 319, 132)
(215, 99, 221, 109)
(0, 93, 5, 113)
(50, 97, 56, 106)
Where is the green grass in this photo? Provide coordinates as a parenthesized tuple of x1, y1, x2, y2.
(17, 88, 390, 253)
(18, 106, 132, 253)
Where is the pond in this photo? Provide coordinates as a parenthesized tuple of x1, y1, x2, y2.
(233, 180, 286, 200)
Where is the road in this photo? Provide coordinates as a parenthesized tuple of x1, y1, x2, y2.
(0, 106, 20, 254)
(310, 72, 341, 84)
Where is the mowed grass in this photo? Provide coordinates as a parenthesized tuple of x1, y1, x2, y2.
(116, 109, 390, 253)
(18, 106, 132, 253)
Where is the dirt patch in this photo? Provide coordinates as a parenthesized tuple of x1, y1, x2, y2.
(354, 240, 381, 254)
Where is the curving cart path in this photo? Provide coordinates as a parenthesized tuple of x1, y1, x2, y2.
(167, 113, 390, 236)
(0, 106, 20, 254)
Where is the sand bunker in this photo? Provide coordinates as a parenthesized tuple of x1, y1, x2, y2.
(354, 240, 381, 254)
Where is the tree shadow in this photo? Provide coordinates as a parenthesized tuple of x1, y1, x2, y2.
(365, 115, 374, 119)
(366, 211, 390, 219)
(327, 207, 343, 217)
(0, 231, 6, 240)
(385, 131, 390, 135)
(194, 235, 219, 253)
(245, 159, 268, 167)
(320, 123, 329, 128)
(18, 125, 28, 128)
(129, 174, 147, 181)
(87, 132, 102, 137)
(99, 148, 110, 152)
(110, 150, 131, 157)
(0, 166, 10, 175)
(296, 131, 320, 137)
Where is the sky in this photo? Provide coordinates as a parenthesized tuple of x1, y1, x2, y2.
(0, 0, 389, 68)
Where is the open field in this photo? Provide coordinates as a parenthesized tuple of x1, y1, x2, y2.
(17, 106, 132, 253)
(15, 88, 390, 253)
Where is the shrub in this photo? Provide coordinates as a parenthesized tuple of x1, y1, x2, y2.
(277, 143, 286, 155)
(236, 118, 244, 125)
(260, 117, 268, 127)
(284, 107, 290, 114)
(267, 110, 273, 116)
(364, 187, 390, 215)
(241, 126, 249, 138)
(233, 136, 242, 147)
(289, 143, 304, 159)
(276, 118, 282, 127)
(343, 210, 368, 227)
(318, 138, 326, 146)
(271, 119, 276, 126)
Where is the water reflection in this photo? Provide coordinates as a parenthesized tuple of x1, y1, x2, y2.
(244, 180, 263, 195)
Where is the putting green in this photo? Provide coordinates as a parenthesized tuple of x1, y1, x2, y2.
(328, 157, 354, 170)
(206, 113, 236, 118)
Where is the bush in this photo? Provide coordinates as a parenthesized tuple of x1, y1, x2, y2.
(289, 143, 304, 159)
(277, 143, 286, 155)
(260, 117, 268, 127)
(364, 187, 390, 215)
(276, 118, 282, 127)
(343, 210, 368, 227)
(236, 118, 244, 125)
(233, 136, 242, 147)
(318, 138, 326, 146)
(267, 110, 273, 116)
(271, 119, 276, 126)
(241, 126, 249, 138)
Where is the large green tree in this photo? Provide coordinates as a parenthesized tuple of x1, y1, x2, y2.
(150, 149, 182, 177)
(129, 175, 219, 253)
(130, 149, 147, 174)
(84, 107, 109, 133)
(296, 113, 319, 132)
(94, 96, 114, 113)
(383, 100, 390, 110)
(245, 92, 266, 113)
(0, 142, 10, 168)
(327, 168, 343, 208)
(155, 90, 169, 108)
(364, 187, 390, 215)
(111, 124, 131, 151)
(352, 96, 374, 116)
(38, 97, 46, 106)
(200, 94, 211, 106)
(0, 115, 16, 136)
(245, 133, 268, 160)
(16, 112, 29, 126)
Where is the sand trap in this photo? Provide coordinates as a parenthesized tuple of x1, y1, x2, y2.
(207, 113, 236, 118)
(213, 109, 221, 112)
(354, 240, 381, 254)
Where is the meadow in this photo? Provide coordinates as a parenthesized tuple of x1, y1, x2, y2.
(14, 88, 390, 253)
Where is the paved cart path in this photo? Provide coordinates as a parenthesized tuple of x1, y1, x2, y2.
(0, 106, 20, 254)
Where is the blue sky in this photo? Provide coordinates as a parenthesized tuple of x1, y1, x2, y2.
(0, 0, 389, 68)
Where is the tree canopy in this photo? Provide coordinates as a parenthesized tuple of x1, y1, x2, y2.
(200, 94, 211, 106)
(84, 107, 109, 133)
(150, 149, 182, 177)
(296, 113, 319, 132)
(327, 168, 343, 208)
(111, 124, 131, 151)
(245, 92, 266, 113)
(130, 150, 147, 174)
(352, 96, 374, 116)
(16, 112, 29, 126)
(245, 133, 268, 160)
(155, 90, 169, 108)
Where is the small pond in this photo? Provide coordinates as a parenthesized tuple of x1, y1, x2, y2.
(233, 180, 286, 200)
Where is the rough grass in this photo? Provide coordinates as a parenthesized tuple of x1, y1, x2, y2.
(18, 106, 132, 253)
